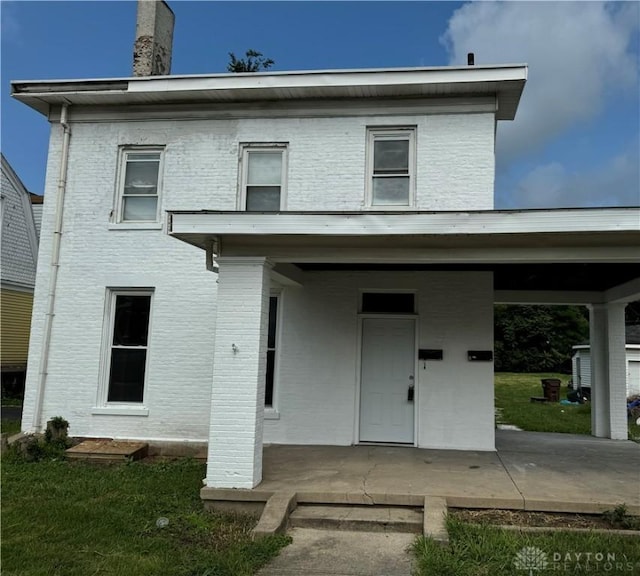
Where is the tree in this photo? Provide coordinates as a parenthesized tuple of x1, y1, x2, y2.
(494, 305, 589, 373)
(626, 301, 640, 325)
(227, 50, 274, 73)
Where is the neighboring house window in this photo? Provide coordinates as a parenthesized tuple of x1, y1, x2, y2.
(240, 144, 287, 211)
(367, 128, 415, 206)
(103, 290, 153, 403)
(117, 148, 164, 222)
(265, 295, 279, 407)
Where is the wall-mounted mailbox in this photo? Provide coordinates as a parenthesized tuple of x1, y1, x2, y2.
(419, 349, 443, 360)
(468, 350, 493, 362)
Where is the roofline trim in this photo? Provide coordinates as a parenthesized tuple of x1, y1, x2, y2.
(11, 63, 528, 89)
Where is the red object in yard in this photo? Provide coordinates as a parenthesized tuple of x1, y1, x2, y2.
(541, 379, 562, 402)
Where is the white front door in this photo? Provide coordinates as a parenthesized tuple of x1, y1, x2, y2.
(359, 318, 415, 443)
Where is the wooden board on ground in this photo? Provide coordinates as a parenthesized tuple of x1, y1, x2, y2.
(66, 439, 148, 462)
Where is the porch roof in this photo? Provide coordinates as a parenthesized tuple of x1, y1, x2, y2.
(168, 208, 640, 298)
(169, 207, 640, 257)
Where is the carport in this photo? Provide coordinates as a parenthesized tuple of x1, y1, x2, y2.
(169, 207, 640, 489)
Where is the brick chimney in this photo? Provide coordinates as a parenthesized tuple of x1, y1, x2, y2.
(132, 0, 175, 77)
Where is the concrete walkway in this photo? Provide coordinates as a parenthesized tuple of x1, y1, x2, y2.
(215, 431, 640, 576)
(255, 430, 640, 513)
(257, 528, 415, 576)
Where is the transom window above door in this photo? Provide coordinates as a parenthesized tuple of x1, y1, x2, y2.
(361, 292, 416, 314)
(240, 144, 288, 211)
(366, 128, 416, 207)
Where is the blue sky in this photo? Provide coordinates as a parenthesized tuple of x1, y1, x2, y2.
(2, 1, 639, 208)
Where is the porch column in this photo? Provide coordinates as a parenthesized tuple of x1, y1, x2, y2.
(206, 257, 272, 488)
(589, 303, 627, 440)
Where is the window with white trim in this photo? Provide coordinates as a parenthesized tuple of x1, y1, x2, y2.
(265, 295, 279, 407)
(240, 144, 287, 211)
(116, 148, 164, 222)
(102, 290, 153, 404)
(367, 128, 415, 206)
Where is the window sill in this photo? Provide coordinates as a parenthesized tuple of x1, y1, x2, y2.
(264, 408, 280, 420)
(364, 205, 414, 211)
(92, 406, 149, 417)
(108, 222, 163, 231)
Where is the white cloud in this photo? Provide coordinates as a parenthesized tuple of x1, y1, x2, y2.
(508, 138, 640, 208)
(441, 1, 639, 164)
(1, 2, 22, 46)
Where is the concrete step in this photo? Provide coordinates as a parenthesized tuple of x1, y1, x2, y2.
(289, 504, 423, 533)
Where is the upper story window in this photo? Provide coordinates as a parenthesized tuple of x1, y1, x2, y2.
(367, 128, 415, 207)
(116, 148, 164, 222)
(240, 144, 287, 211)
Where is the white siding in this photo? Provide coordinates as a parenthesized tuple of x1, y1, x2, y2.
(31, 202, 43, 239)
(573, 346, 640, 397)
(1, 156, 38, 289)
(627, 350, 640, 396)
(573, 349, 592, 389)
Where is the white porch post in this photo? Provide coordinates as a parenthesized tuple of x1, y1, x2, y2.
(589, 303, 627, 440)
(206, 257, 272, 488)
(607, 303, 628, 440)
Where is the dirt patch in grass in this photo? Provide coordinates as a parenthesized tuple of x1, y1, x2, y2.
(450, 508, 639, 530)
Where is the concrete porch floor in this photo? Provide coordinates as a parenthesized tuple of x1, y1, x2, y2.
(247, 430, 640, 514)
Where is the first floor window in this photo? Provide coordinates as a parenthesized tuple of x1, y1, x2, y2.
(241, 144, 287, 211)
(265, 295, 279, 407)
(367, 127, 415, 206)
(105, 290, 153, 403)
(117, 147, 164, 222)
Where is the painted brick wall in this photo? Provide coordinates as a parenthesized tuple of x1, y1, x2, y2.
(23, 108, 496, 446)
(264, 271, 495, 452)
(22, 125, 218, 441)
(35, 111, 495, 216)
(207, 258, 271, 488)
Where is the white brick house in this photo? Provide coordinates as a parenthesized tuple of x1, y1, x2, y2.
(12, 64, 640, 489)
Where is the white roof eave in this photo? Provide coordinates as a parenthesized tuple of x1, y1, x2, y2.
(11, 64, 528, 119)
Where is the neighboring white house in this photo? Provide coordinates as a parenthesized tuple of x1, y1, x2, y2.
(572, 325, 640, 397)
(11, 4, 640, 491)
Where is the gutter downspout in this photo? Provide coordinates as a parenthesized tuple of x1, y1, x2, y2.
(32, 103, 71, 431)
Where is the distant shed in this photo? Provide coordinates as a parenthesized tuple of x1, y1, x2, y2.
(572, 325, 640, 397)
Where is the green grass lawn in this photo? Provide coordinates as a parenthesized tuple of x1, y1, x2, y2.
(495, 372, 640, 440)
(1, 419, 21, 435)
(413, 517, 640, 576)
(1, 397, 24, 406)
(1, 457, 288, 576)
